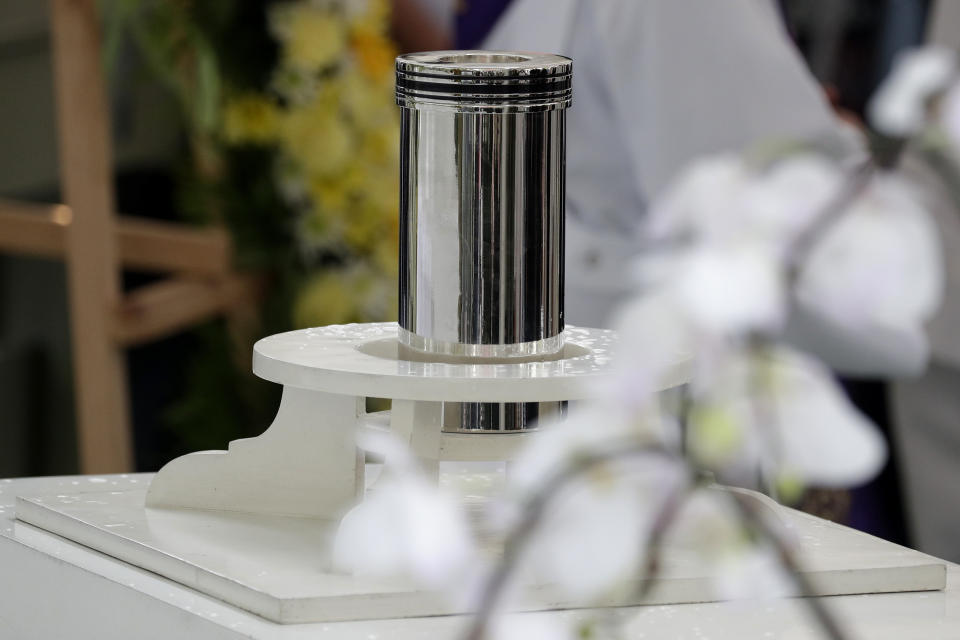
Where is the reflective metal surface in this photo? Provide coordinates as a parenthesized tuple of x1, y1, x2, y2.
(396, 51, 572, 431)
(396, 51, 572, 114)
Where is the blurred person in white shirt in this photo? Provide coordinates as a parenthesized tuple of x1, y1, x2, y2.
(890, 0, 960, 563)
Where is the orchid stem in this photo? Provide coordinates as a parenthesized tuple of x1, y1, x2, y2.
(462, 442, 677, 640)
(787, 161, 876, 284)
(729, 491, 849, 640)
(464, 436, 849, 640)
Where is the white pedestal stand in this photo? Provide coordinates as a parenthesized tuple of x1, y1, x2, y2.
(146, 323, 628, 519)
(13, 323, 946, 624)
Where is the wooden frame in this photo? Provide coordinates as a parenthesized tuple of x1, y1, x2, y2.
(0, 0, 254, 474)
(0, 200, 232, 276)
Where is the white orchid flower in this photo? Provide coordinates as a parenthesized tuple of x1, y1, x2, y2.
(646, 154, 749, 243)
(670, 490, 796, 602)
(332, 475, 475, 586)
(332, 428, 477, 589)
(640, 154, 849, 336)
(869, 46, 957, 137)
(514, 450, 687, 601)
(607, 292, 692, 405)
(796, 171, 943, 342)
(738, 154, 843, 247)
(672, 242, 786, 335)
(520, 469, 657, 601)
(648, 153, 842, 252)
(507, 404, 678, 500)
(669, 490, 749, 562)
(688, 346, 886, 489)
(492, 403, 686, 601)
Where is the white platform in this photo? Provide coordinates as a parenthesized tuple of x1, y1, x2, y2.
(12, 466, 947, 625)
(144, 324, 633, 521)
(3, 474, 958, 640)
(7, 324, 949, 632)
(250, 324, 642, 403)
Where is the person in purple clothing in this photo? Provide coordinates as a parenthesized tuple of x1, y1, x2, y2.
(391, 0, 514, 52)
(454, 0, 513, 48)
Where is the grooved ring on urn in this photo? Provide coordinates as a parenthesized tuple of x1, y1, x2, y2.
(395, 50, 573, 112)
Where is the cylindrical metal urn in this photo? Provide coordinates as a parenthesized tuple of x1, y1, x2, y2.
(396, 51, 572, 431)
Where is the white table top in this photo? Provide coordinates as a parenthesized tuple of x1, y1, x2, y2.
(2, 474, 958, 640)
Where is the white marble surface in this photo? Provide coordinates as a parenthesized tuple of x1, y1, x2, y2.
(2, 474, 959, 639)
(12, 476, 946, 624)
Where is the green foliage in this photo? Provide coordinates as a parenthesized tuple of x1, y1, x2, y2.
(101, 0, 221, 135)
(163, 320, 280, 452)
(101, 0, 291, 453)
(102, 0, 399, 462)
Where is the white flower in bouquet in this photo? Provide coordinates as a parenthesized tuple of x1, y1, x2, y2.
(672, 243, 786, 334)
(506, 405, 674, 498)
(333, 475, 475, 586)
(641, 154, 844, 337)
(643, 151, 943, 348)
(332, 429, 477, 589)
(668, 489, 795, 601)
(869, 46, 957, 137)
(605, 292, 691, 405)
(502, 410, 687, 601)
(633, 151, 936, 491)
(795, 172, 943, 340)
(647, 153, 841, 255)
(518, 468, 658, 600)
(685, 346, 886, 489)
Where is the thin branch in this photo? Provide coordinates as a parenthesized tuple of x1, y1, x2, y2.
(746, 335, 786, 501)
(918, 142, 960, 214)
(786, 162, 876, 284)
(591, 391, 702, 637)
(633, 480, 690, 601)
(462, 439, 850, 640)
(729, 491, 849, 640)
(462, 442, 680, 640)
(463, 158, 883, 640)
(588, 479, 692, 640)
(631, 394, 701, 603)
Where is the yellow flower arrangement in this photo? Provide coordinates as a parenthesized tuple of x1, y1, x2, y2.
(293, 268, 359, 328)
(222, 0, 401, 329)
(277, 4, 349, 71)
(222, 95, 281, 145)
(108, 0, 401, 446)
(293, 262, 396, 329)
(352, 30, 397, 82)
(281, 100, 354, 177)
(342, 73, 393, 128)
(308, 174, 351, 216)
(348, 0, 391, 38)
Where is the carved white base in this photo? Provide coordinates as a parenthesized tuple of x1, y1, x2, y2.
(146, 323, 631, 519)
(147, 387, 365, 519)
(15, 323, 691, 621)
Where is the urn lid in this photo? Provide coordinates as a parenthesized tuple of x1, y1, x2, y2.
(395, 50, 572, 112)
